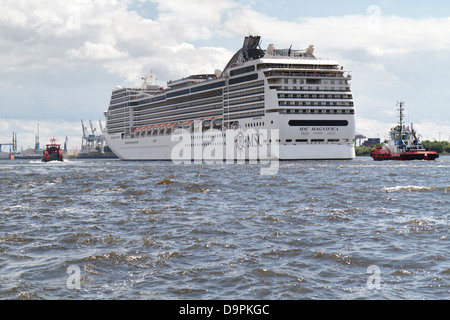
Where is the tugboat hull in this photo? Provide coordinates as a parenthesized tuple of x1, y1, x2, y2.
(42, 150, 63, 162)
(371, 147, 439, 161)
(42, 139, 64, 162)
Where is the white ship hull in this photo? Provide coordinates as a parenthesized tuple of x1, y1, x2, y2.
(105, 134, 355, 161)
(104, 114, 355, 161)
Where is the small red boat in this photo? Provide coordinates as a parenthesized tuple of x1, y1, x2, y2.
(371, 101, 439, 161)
(42, 139, 63, 162)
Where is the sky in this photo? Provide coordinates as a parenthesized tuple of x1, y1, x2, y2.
(1, 0, 450, 151)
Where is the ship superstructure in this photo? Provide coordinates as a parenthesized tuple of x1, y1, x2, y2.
(104, 36, 355, 161)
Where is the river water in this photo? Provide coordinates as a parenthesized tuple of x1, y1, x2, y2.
(0, 157, 448, 300)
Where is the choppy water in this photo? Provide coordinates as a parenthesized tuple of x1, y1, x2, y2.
(0, 157, 448, 300)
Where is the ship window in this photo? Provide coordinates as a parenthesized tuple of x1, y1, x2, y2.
(166, 88, 190, 98)
(191, 80, 226, 93)
(229, 74, 258, 85)
(230, 65, 255, 77)
(286, 139, 292, 143)
(289, 120, 349, 126)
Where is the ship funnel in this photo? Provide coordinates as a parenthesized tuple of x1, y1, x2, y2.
(266, 44, 274, 56)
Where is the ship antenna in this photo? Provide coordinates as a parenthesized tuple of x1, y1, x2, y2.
(397, 101, 405, 144)
(142, 69, 157, 88)
(398, 101, 404, 127)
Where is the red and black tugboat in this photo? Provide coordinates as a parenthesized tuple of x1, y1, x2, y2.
(371, 101, 439, 161)
(42, 138, 63, 162)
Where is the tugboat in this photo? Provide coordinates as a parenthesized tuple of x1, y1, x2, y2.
(371, 101, 439, 161)
(42, 138, 63, 162)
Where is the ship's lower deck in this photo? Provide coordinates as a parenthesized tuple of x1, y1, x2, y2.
(104, 114, 355, 161)
(105, 133, 355, 161)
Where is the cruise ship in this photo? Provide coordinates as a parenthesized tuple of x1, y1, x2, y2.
(103, 36, 355, 161)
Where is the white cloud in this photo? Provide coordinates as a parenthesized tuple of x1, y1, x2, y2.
(355, 116, 391, 140)
(152, 0, 238, 38)
(66, 41, 129, 60)
(355, 116, 450, 142)
(0, 118, 82, 151)
(413, 120, 450, 141)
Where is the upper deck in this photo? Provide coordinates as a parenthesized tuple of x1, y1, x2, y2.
(105, 36, 354, 135)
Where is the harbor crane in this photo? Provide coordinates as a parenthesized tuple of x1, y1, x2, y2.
(81, 119, 104, 154)
(0, 132, 18, 154)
